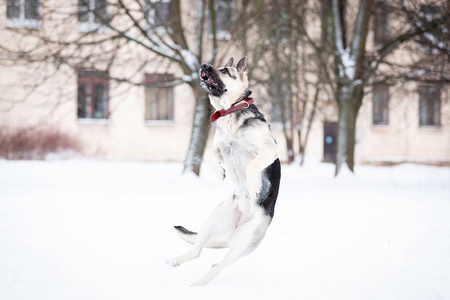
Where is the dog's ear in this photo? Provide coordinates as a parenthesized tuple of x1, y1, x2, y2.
(236, 57, 247, 75)
(225, 57, 234, 68)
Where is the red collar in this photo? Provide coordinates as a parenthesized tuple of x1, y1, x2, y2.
(210, 97, 254, 122)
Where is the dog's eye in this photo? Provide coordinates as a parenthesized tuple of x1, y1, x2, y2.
(220, 68, 231, 76)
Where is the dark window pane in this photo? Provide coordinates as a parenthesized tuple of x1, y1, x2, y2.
(94, 0, 108, 24)
(144, 73, 174, 121)
(145, 88, 155, 120)
(421, 4, 441, 20)
(6, 0, 21, 19)
(159, 88, 171, 120)
(145, 87, 174, 121)
(78, 0, 89, 23)
(24, 0, 40, 20)
(419, 85, 441, 126)
(372, 85, 389, 125)
(419, 5, 441, 54)
(373, 1, 390, 45)
(154, 2, 170, 27)
(93, 83, 107, 119)
(77, 71, 109, 119)
(77, 84, 88, 118)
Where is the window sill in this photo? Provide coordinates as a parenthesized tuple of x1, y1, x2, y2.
(372, 124, 389, 130)
(145, 120, 175, 126)
(78, 118, 110, 125)
(6, 19, 42, 30)
(419, 125, 442, 131)
(78, 22, 110, 33)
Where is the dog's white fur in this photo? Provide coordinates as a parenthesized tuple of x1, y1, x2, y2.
(169, 57, 279, 286)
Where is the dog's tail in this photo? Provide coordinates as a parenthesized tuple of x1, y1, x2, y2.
(174, 226, 228, 249)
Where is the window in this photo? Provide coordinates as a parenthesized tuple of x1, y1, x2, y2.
(372, 84, 389, 126)
(78, 0, 108, 32)
(77, 71, 109, 120)
(373, 1, 390, 45)
(145, 74, 174, 122)
(209, 0, 235, 40)
(418, 5, 441, 54)
(6, 0, 41, 29)
(419, 85, 441, 127)
(146, 0, 171, 28)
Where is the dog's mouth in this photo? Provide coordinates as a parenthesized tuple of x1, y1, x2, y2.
(200, 72, 218, 87)
(199, 65, 226, 97)
(200, 71, 220, 88)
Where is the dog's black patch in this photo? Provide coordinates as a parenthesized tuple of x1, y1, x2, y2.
(235, 90, 267, 128)
(256, 158, 281, 218)
(238, 104, 267, 128)
(174, 225, 197, 235)
(199, 63, 226, 97)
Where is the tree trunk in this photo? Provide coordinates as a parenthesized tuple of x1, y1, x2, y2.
(335, 84, 363, 176)
(183, 84, 213, 175)
(299, 104, 317, 166)
(299, 81, 320, 166)
(283, 129, 295, 163)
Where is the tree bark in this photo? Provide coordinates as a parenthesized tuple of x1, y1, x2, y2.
(299, 82, 320, 166)
(335, 83, 363, 176)
(183, 83, 213, 175)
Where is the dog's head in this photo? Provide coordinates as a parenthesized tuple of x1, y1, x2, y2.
(199, 57, 249, 110)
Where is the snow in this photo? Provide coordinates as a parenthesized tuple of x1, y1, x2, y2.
(341, 49, 356, 80)
(331, 0, 356, 81)
(178, 48, 200, 73)
(1, 159, 450, 300)
(181, 74, 195, 82)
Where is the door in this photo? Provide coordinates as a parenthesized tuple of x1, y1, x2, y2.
(323, 122, 337, 163)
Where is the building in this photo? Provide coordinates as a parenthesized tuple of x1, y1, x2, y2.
(0, 0, 449, 165)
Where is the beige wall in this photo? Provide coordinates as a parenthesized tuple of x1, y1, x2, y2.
(0, 63, 196, 161)
(355, 83, 450, 163)
(0, 0, 449, 164)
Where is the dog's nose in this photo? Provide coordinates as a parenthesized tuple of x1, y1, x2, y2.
(200, 63, 210, 70)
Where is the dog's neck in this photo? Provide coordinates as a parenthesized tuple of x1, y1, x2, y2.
(210, 97, 254, 123)
(209, 89, 252, 111)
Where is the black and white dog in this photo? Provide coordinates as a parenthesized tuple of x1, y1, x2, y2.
(169, 57, 281, 286)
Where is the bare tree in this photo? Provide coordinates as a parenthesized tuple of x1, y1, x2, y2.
(297, 0, 333, 166)
(238, 0, 326, 164)
(0, 0, 250, 175)
(301, 0, 449, 175)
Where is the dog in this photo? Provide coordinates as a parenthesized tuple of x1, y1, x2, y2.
(169, 57, 281, 286)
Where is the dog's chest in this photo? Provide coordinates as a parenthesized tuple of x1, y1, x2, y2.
(215, 123, 256, 173)
(217, 122, 253, 152)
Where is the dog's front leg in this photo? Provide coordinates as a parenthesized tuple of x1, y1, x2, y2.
(205, 148, 225, 180)
(246, 148, 278, 200)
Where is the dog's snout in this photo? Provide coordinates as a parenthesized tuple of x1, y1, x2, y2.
(200, 63, 210, 70)
(200, 63, 212, 80)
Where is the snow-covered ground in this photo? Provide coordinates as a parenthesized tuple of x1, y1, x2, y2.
(0, 159, 449, 300)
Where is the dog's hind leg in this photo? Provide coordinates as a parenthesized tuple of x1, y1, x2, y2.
(169, 196, 238, 267)
(192, 211, 271, 286)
